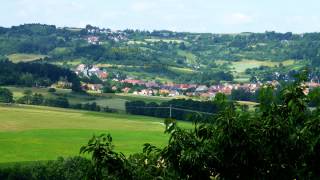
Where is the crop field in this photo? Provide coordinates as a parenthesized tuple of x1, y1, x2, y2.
(7, 53, 47, 63)
(0, 104, 190, 163)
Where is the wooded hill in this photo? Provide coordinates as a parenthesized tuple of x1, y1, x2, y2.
(1, 24, 320, 84)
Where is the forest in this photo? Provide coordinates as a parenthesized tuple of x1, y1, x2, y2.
(0, 58, 81, 92)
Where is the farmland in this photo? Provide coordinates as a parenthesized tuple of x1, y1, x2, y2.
(7, 53, 47, 63)
(1, 86, 174, 111)
(0, 104, 190, 163)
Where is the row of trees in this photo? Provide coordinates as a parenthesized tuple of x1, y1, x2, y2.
(230, 85, 320, 108)
(0, 88, 115, 113)
(125, 97, 228, 120)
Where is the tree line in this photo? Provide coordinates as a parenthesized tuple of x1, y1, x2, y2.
(0, 88, 115, 113)
(125, 95, 229, 120)
(0, 59, 82, 92)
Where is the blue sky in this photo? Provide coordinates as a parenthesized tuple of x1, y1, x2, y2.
(0, 0, 319, 33)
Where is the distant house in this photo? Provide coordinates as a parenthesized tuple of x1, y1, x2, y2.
(112, 86, 118, 91)
(220, 86, 232, 95)
(122, 87, 131, 93)
(88, 66, 100, 75)
(159, 89, 170, 96)
(169, 90, 180, 97)
(178, 84, 190, 90)
(121, 79, 145, 85)
(85, 84, 103, 92)
(56, 81, 72, 89)
(196, 85, 209, 92)
(145, 81, 159, 88)
(200, 93, 213, 99)
(139, 89, 154, 96)
(76, 64, 86, 72)
(98, 71, 109, 79)
(307, 82, 320, 89)
(87, 36, 100, 45)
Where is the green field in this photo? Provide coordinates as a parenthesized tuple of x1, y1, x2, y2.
(2, 86, 174, 112)
(177, 50, 198, 65)
(0, 104, 190, 163)
(2, 86, 96, 104)
(230, 59, 295, 73)
(7, 53, 47, 63)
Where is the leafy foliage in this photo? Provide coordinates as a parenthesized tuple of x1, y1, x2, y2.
(83, 73, 320, 179)
(0, 59, 82, 92)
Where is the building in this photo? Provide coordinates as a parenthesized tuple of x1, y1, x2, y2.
(84, 84, 103, 92)
(87, 36, 99, 45)
(196, 85, 209, 92)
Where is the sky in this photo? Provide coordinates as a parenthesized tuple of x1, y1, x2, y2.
(0, 0, 320, 33)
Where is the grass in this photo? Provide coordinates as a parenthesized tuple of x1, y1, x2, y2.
(7, 53, 47, 63)
(230, 59, 296, 73)
(2, 86, 96, 104)
(177, 50, 198, 65)
(0, 104, 191, 163)
(168, 66, 196, 74)
(2, 86, 173, 112)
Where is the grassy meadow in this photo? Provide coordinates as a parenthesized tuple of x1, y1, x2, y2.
(7, 53, 47, 63)
(0, 104, 191, 163)
(230, 59, 296, 73)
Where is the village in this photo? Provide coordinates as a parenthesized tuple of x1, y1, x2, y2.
(71, 64, 320, 100)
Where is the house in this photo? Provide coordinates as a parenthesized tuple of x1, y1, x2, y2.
(56, 81, 72, 89)
(307, 82, 320, 89)
(159, 89, 170, 96)
(169, 90, 180, 97)
(139, 89, 154, 96)
(76, 64, 86, 72)
(179, 84, 190, 90)
(196, 85, 209, 92)
(200, 93, 212, 99)
(122, 79, 145, 85)
(86, 84, 103, 92)
(87, 36, 99, 45)
(122, 87, 131, 93)
(88, 66, 100, 75)
(145, 81, 159, 88)
(98, 71, 109, 79)
(220, 86, 232, 95)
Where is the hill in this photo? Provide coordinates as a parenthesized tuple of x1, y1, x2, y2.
(0, 104, 190, 163)
(1, 24, 319, 84)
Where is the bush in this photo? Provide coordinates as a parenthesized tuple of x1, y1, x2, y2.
(0, 88, 13, 103)
(48, 88, 56, 93)
(0, 157, 92, 180)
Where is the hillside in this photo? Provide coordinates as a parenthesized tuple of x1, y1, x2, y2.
(0, 24, 319, 84)
(0, 104, 190, 163)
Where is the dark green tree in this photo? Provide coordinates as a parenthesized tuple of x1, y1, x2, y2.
(0, 88, 13, 103)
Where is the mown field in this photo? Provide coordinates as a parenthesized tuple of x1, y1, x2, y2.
(6, 53, 47, 63)
(0, 104, 190, 163)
